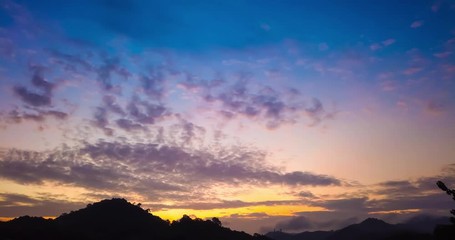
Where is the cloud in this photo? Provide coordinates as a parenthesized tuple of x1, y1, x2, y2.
(115, 118, 144, 131)
(425, 100, 447, 115)
(433, 51, 452, 58)
(273, 215, 359, 232)
(102, 95, 125, 115)
(126, 97, 168, 125)
(12, 66, 56, 107)
(198, 78, 333, 129)
(402, 67, 423, 75)
(382, 38, 396, 46)
(0, 140, 341, 203)
(276, 215, 313, 231)
(140, 66, 166, 99)
(97, 57, 131, 90)
(7, 109, 68, 123)
(13, 86, 52, 107)
(410, 20, 424, 28)
(298, 191, 315, 198)
(370, 43, 382, 51)
(91, 107, 114, 135)
(370, 39, 395, 51)
(317, 197, 369, 212)
(0, 193, 84, 218)
(380, 80, 398, 91)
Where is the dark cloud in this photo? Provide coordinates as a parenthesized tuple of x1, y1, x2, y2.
(7, 109, 68, 123)
(170, 118, 206, 145)
(298, 191, 315, 198)
(13, 86, 51, 107)
(375, 180, 420, 197)
(369, 193, 454, 212)
(103, 95, 125, 115)
(88, 94, 169, 135)
(317, 197, 369, 212)
(97, 57, 131, 90)
(181, 75, 334, 129)
(141, 66, 166, 99)
(116, 118, 144, 131)
(30, 67, 55, 93)
(147, 199, 302, 211)
(276, 215, 313, 231)
(126, 98, 168, 125)
(273, 214, 360, 233)
(12, 66, 55, 107)
(92, 107, 113, 135)
(48, 50, 93, 72)
(426, 100, 447, 115)
(282, 171, 340, 186)
(0, 193, 84, 217)
(305, 98, 326, 125)
(0, 140, 341, 204)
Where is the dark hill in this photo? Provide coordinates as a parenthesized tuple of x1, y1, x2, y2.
(267, 217, 434, 240)
(326, 218, 398, 240)
(0, 198, 270, 240)
(266, 230, 333, 240)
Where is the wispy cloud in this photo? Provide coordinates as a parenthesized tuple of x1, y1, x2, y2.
(370, 38, 395, 51)
(410, 20, 424, 28)
(433, 51, 452, 58)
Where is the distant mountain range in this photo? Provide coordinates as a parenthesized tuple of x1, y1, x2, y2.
(1, 198, 454, 240)
(266, 216, 452, 240)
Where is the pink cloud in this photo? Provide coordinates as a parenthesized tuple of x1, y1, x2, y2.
(380, 80, 397, 91)
(433, 51, 452, 58)
(396, 100, 409, 112)
(370, 39, 396, 51)
(443, 64, 455, 73)
(382, 38, 396, 46)
(370, 43, 382, 51)
(425, 100, 446, 116)
(410, 20, 424, 28)
(403, 67, 423, 75)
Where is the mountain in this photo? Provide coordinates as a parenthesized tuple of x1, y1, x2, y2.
(266, 230, 333, 240)
(399, 214, 450, 233)
(267, 218, 435, 240)
(0, 198, 270, 240)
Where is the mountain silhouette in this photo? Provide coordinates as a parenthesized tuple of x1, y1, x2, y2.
(0, 198, 270, 240)
(266, 230, 333, 240)
(266, 217, 437, 240)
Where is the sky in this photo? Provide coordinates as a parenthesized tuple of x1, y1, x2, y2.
(0, 0, 455, 234)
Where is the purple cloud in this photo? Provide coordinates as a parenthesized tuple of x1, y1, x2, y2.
(0, 140, 341, 203)
(410, 20, 424, 28)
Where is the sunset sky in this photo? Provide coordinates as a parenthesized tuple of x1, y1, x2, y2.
(1, 0, 455, 234)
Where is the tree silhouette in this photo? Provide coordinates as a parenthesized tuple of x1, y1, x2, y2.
(212, 217, 222, 227)
(434, 181, 455, 240)
(436, 181, 455, 224)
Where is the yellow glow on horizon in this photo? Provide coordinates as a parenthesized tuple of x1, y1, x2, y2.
(152, 204, 326, 221)
(368, 209, 421, 215)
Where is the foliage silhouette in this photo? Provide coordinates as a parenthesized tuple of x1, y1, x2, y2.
(436, 181, 455, 224)
(0, 198, 270, 240)
(434, 181, 455, 240)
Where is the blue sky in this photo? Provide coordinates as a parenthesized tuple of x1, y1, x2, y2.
(0, 0, 455, 234)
